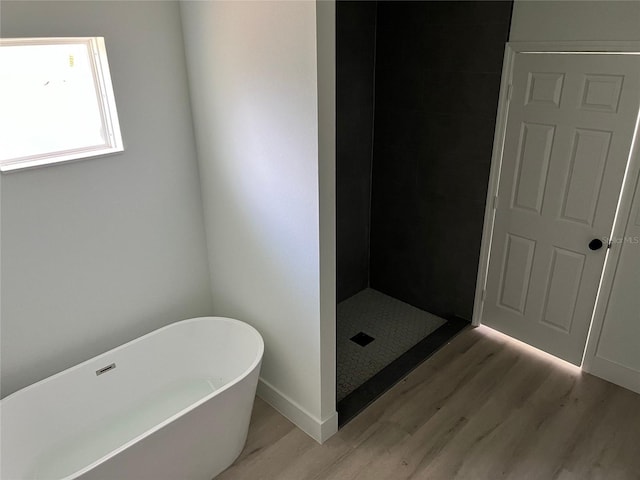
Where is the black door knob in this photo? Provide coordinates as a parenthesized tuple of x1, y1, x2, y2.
(589, 239, 604, 251)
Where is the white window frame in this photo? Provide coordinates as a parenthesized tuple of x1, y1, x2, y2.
(0, 37, 123, 172)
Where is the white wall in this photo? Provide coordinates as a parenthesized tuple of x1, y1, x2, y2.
(316, 0, 338, 433)
(0, 1, 213, 397)
(180, 1, 337, 442)
(510, 0, 640, 42)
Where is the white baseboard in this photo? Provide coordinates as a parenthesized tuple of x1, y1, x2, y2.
(584, 357, 640, 395)
(257, 378, 338, 444)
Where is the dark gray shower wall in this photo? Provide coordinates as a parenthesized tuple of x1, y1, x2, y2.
(336, 1, 377, 302)
(369, 1, 513, 320)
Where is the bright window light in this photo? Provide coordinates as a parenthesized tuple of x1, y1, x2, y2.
(0, 37, 123, 172)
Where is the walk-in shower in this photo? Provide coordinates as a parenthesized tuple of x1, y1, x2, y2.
(336, 0, 513, 424)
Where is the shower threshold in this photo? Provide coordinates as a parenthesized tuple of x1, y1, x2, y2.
(336, 290, 468, 427)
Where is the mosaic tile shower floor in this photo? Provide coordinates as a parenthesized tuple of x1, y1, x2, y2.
(337, 288, 447, 402)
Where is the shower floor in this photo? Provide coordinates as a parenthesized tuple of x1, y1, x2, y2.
(336, 288, 447, 402)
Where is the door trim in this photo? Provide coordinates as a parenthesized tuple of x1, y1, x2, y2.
(472, 41, 640, 329)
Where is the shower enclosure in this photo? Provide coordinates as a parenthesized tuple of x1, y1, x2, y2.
(336, 0, 513, 424)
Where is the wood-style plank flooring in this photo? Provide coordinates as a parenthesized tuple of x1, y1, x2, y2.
(217, 326, 640, 480)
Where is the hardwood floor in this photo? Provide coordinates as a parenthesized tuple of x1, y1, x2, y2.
(217, 326, 640, 480)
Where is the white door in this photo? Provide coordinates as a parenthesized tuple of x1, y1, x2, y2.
(482, 52, 640, 364)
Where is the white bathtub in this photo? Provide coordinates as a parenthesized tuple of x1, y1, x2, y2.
(0, 316, 264, 480)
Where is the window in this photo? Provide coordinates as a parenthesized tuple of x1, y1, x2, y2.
(0, 37, 123, 172)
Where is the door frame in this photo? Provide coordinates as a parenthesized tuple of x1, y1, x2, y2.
(472, 42, 640, 343)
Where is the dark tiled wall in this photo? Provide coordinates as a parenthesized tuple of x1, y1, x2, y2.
(369, 1, 513, 319)
(336, 1, 377, 302)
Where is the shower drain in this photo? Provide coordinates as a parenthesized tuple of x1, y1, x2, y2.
(350, 332, 375, 347)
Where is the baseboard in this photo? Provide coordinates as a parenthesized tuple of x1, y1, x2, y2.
(257, 378, 338, 444)
(585, 357, 640, 395)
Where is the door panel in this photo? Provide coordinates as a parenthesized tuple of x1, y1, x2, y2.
(498, 233, 536, 314)
(512, 123, 555, 214)
(560, 128, 611, 225)
(540, 247, 585, 333)
(482, 53, 640, 364)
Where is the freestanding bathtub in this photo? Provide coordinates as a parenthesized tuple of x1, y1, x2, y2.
(0, 316, 264, 480)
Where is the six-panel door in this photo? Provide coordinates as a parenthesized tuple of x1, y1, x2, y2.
(482, 53, 640, 364)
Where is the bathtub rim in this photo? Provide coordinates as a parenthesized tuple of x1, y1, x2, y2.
(0, 316, 264, 480)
